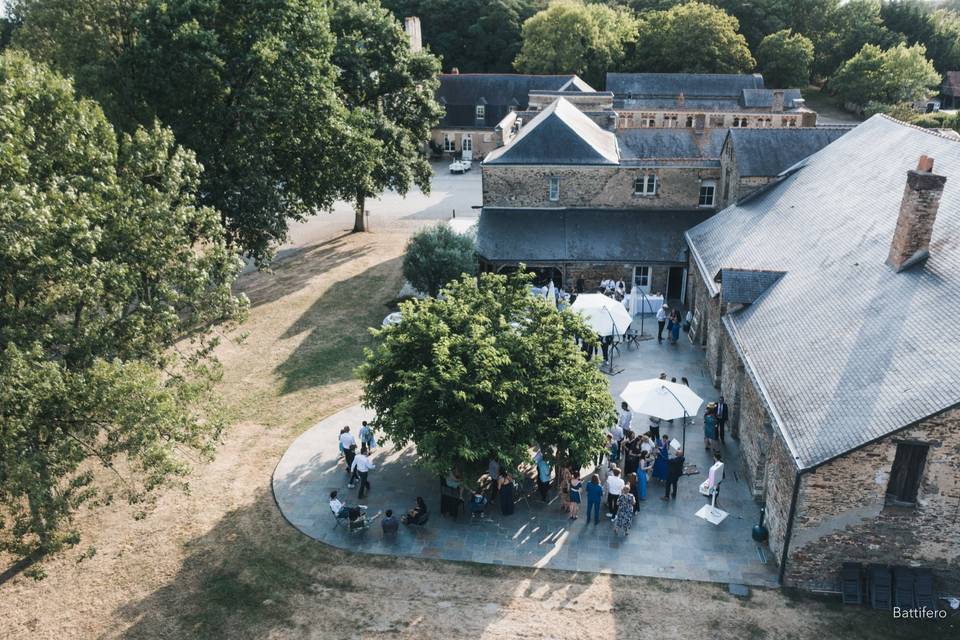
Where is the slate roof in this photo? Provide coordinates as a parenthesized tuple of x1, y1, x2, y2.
(483, 98, 619, 166)
(942, 71, 960, 97)
(718, 269, 785, 305)
(740, 88, 803, 109)
(476, 208, 713, 264)
(437, 74, 594, 128)
(607, 73, 764, 98)
(618, 128, 727, 167)
(614, 89, 807, 113)
(726, 127, 852, 177)
(685, 115, 960, 469)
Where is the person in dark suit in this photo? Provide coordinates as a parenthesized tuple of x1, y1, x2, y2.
(662, 449, 685, 501)
(716, 396, 729, 444)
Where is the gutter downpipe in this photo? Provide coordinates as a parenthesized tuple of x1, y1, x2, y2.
(778, 468, 803, 585)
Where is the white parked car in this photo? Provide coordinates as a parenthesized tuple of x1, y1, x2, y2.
(449, 159, 471, 174)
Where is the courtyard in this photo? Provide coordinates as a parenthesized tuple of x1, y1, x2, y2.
(273, 318, 778, 587)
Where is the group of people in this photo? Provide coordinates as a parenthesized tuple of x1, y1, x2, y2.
(599, 278, 627, 301)
(655, 304, 687, 344)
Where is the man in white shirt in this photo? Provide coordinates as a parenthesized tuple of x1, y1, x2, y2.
(350, 445, 376, 499)
(618, 401, 632, 433)
(656, 304, 668, 343)
(339, 427, 358, 485)
(605, 468, 625, 517)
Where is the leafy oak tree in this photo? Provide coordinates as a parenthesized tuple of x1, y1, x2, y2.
(0, 52, 246, 560)
(756, 29, 815, 88)
(629, 2, 755, 74)
(402, 224, 476, 297)
(330, 0, 443, 233)
(830, 42, 940, 107)
(514, 0, 639, 88)
(359, 270, 614, 476)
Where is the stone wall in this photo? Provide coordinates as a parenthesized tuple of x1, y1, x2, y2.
(432, 128, 503, 159)
(482, 165, 721, 210)
(785, 408, 960, 592)
(737, 371, 774, 497)
(718, 330, 744, 438)
(618, 110, 812, 130)
(492, 262, 675, 297)
(763, 431, 800, 565)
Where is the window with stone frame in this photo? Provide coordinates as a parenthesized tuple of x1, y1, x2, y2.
(886, 442, 929, 505)
(698, 181, 716, 207)
(640, 113, 656, 127)
(548, 176, 560, 201)
(733, 116, 749, 127)
(634, 173, 658, 195)
(475, 104, 485, 119)
(663, 113, 679, 128)
(443, 133, 456, 152)
(685, 115, 695, 128)
(783, 116, 798, 127)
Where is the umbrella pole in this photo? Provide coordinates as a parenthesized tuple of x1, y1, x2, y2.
(682, 409, 687, 452)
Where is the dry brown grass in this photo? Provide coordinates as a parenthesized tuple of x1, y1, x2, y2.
(0, 227, 953, 640)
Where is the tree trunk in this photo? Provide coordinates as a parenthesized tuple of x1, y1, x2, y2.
(353, 193, 366, 233)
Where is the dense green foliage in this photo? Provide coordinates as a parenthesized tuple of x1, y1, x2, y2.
(757, 29, 815, 88)
(514, 0, 638, 88)
(0, 52, 246, 558)
(830, 43, 941, 107)
(631, 2, 755, 74)
(360, 270, 614, 476)
(402, 224, 477, 297)
(330, 0, 443, 232)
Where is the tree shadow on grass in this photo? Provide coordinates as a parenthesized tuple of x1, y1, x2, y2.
(273, 255, 404, 394)
(239, 232, 373, 309)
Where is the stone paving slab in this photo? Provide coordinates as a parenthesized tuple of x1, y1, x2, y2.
(272, 326, 779, 587)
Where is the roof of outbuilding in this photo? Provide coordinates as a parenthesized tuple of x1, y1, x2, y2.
(483, 98, 619, 166)
(606, 73, 764, 98)
(685, 115, 960, 470)
(740, 88, 803, 108)
(726, 127, 852, 177)
(477, 208, 713, 264)
(617, 128, 727, 166)
(436, 74, 594, 128)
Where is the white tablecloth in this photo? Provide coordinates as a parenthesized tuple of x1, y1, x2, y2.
(628, 294, 664, 316)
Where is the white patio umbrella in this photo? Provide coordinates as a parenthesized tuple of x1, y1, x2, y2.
(570, 293, 632, 337)
(619, 379, 703, 421)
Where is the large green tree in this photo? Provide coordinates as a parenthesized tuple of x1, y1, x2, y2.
(811, 0, 902, 78)
(360, 270, 614, 476)
(629, 2, 755, 74)
(756, 29, 815, 88)
(830, 42, 940, 107)
(514, 0, 638, 88)
(0, 52, 246, 560)
(330, 0, 443, 233)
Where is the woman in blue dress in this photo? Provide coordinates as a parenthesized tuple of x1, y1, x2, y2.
(637, 451, 649, 500)
(652, 436, 670, 482)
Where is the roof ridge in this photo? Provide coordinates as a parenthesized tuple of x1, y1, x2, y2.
(876, 113, 960, 143)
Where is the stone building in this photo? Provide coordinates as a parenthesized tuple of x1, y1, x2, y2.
(432, 73, 594, 159)
(607, 73, 817, 130)
(685, 115, 960, 592)
(476, 97, 722, 297)
(717, 127, 852, 208)
(940, 71, 960, 110)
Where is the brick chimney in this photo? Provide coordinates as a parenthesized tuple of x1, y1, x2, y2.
(886, 155, 947, 272)
(771, 90, 785, 113)
(404, 17, 422, 53)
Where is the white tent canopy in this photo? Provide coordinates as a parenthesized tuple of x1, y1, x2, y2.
(570, 293, 632, 337)
(619, 379, 703, 421)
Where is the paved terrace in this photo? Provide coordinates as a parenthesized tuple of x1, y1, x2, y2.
(273, 322, 778, 587)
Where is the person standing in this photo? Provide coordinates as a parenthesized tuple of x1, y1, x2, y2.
(612, 484, 636, 536)
(339, 427, 357, 485)
(623, 432, 640, 477)
(637, 451, 650, 501)
(652, 435, 670, 482)
(656, 304, 668, 343)
(358, 420, 377, 451)
(703, 403, 720, 454)
(618, 401, 632, 435)
(351, 444, 376, 499)
(498, 470, 515, 516)
(586, 474, 604, 525)
(715, 396, 729, 444)
(568, 473, 582, 520)
(669, 309, 681, 344)
(627, 472, 641, 513)
(381, 509, 399, 535)
(663, 448, 685, 500)
(487, 457, 500, 501)
(605, 468, 625, 517)
(559, 464, 572, 513)
(537, 455, 552, 502)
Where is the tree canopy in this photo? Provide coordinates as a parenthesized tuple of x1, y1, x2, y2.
(359, 270, 614, 476)
(756, 29, 814, 88)
(830, 42, 940, 108)
(514, 0, 639, 88)
(402, 224, 477, 297)
(330, 0, 443, 232)
(630, 2, 755, 74)
(0, 52, 246, 559)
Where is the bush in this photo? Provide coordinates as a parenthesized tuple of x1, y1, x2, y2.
(402, 223, 477, 297)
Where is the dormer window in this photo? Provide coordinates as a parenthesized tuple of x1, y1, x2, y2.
(476, 104, 485, 119)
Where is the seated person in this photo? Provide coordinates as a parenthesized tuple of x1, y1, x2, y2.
(469, 487, 488, 516)
(329, 490, 361, 521)
(381, 509, 399, 535)
(402, 496, 429, 525)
